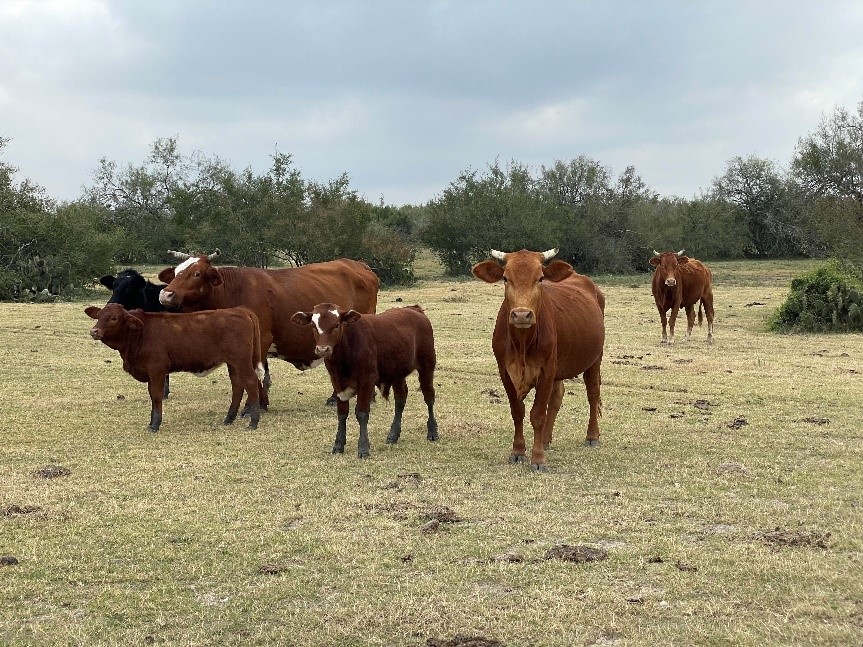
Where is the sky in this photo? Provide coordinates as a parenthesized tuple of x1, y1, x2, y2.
(2, 0, 863, 207)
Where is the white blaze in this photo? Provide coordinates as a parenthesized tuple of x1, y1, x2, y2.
(174, 257, 198, 275)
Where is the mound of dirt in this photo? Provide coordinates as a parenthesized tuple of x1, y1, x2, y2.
(545, 544, 608, 563)
(427, 635, 504, 647)
(33, 465, 70, 479)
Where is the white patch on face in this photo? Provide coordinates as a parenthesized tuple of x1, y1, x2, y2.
(311, 312, 324, 335)
(337, 387, 357, 401)
(175, 257, 198, 275)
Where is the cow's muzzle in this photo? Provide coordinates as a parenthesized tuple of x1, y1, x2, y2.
(315, 345, 332, 358)
(158, 290, 175, 306)
(89, 328, 102, 340)
(509, 308, 535, 328)
(664, 278, 677, 287)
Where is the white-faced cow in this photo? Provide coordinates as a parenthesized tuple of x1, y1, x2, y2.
(291, 303, 438, 458)
(472, 249, 605, 472)
(85, 303, 265, 432)
(100, 269, 174, 397)
(157, 250, 379, 412)
(649, 249, 714, 345)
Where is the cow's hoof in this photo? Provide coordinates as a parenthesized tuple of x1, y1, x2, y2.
(247, 422, 259, 430)
(223, 417, 236, 426)
(543, 442, 551, 450)
(332, 446, 345, 454)
(427, 432, 439, 442)
(508, 454, 527, 464)
(148, 427, 159, 433)
(530, 463, 549, 473)
(584, 439, 600, 447)
(325, 395, 337, 407)
(358, 452, 370, 459)
(385, 433, 399, 444)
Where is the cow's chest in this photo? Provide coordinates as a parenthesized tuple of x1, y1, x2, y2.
(505, 359, 544, 400)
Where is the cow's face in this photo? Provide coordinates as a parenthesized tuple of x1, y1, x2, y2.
(472, 249, 573, 329)
(291, 303, 361, 358)
(650, 251, 689, 288)
(102, 270, 146, 308)
(85, 303, 141, 341)
(158, 256, 223, 308)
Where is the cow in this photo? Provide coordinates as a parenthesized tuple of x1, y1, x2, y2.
(85, 303, 265, 432)
(472, 248, 605, 472)
(290, 303, 438, 458)
(649, 249, 714, 345)
(99, 269, 174, 398)
(156, 250, 379, 412)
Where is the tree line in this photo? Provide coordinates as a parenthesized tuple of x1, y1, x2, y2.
(2, 101, 862, 301)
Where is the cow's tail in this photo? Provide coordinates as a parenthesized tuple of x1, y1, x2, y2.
(380, 383, 391, 401)
(698, 299, 704, 327)
(247, 309, 265, 381)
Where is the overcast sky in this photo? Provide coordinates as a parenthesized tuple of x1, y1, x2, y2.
(2, 0, 862, 206)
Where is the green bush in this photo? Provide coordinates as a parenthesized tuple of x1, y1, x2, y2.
(772, 260, 863, 332)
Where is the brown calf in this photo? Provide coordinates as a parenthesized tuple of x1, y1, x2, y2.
(291, 304, 438, 458)
(85, 303, 264, 432)
(650, 249, 714, 344)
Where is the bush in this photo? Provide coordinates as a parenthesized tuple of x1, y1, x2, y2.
(772, 260, 863, 332)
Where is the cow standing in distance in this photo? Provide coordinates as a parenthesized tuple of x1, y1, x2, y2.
(291, 303, 438, 458)
(649, 249, 715, 345)
(157, 250, 379, 412)
(472, 248, 605, 472)
(99, 268, 174, 398)
(85, 303, 265, 432)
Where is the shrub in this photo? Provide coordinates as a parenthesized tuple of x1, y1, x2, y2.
(772, 260, 863, 332)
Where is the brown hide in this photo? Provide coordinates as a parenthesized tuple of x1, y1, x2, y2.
(472, 249, 605, 470)
(85, 303, 263, 431)
(649, 251, 714, 344)
(157, 255, 379, 406)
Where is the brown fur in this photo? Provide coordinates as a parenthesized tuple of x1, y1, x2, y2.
(649, 251, 715, 344)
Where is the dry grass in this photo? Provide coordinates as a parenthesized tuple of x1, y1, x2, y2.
(1, 258, 862, 646)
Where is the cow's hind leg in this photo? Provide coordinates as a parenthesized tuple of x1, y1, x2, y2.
(684, 304, 696, 342)
(147, 375, 166, 432)
(163, 375, 170, 399)
(542, 380, 565, 450)
(385, 379, 408, 444)
(703, 290, 715, 343)
(418, 361, 438, 441)
(583, 360, 602, 447)
(224, 365, 245, 426)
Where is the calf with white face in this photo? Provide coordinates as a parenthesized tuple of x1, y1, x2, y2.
(291, 303, 438, 458)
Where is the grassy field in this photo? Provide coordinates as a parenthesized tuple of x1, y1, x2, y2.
(1, 257, 862, 646)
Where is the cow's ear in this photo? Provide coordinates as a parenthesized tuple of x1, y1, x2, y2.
(84, 306, 101, 319)
(677, 256, 690, 264)
(472, 260, 504, 283)
(99, 275, 115, 289)
(291, 312, 312, 326)
(649, 257, 660, 267)
(341, 310, 362, 324)
(543, 260, 574, 283)
(126, 313, 143, 331)
(157, 267, 175, 282)
(207, 267, 223, 287)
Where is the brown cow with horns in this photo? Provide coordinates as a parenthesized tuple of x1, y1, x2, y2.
(649, 249, 714, 345)
(157, 249, 379, 411)
(472, 248, 605, 471)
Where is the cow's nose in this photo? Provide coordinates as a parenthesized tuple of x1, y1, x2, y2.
(510, 308, 535, 328)
(315, 345, 331, 358)
(158, 290, 174, 306)
(665, 278, 676, 287)
(89, 328, 102, 340)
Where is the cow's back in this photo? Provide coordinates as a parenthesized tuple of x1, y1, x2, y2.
(679, 259, 712, 305)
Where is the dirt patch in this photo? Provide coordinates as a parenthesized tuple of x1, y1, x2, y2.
(421, 519, 440, 534)
(488, 551, 524, 564)
(364, 501, 461, 524)
(427, 635, 504, 647)
(33, 465, 71, 479)
(259, 563, 289, 575)
(642, 365, 665, 371)
(3, 504, 42, 516)
(544, 544, 608, 563)
(424, 505, 461, 523)
(727, 416, 749, 430)
(675, 560, 698, 572)
(641, 406, 657, 412)
(753, 527, 830, 549)
(0, 555, 19, 566)
(382, 472, 423, 490)
(798, 416, 830, 425)
(481, 388, 503, 404)
(693, 399, 714, 410)
(716, 462, 750, 477)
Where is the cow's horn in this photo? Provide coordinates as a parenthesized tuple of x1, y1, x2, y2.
(542, 248, 559, 261)
(490, 250, 507, 261)
(653, 249, 660, 256)
(167, 250, 192, 260)
(207, 248, 221, 261)
(676, 249, 685, 256)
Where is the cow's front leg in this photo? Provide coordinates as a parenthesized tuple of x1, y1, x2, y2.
(147, 375, 165, 432)
(542, 380, 564, 450)
(658, 307, 669, 344)
(500, 369, 526, 464)
(684, 305, 696, 341)
(224, 365, 243, 425)
(333, 398, 349, 454)
(583, 361, 602, 446)
(668, 306, 680, 345)
(356, 409, 371, 458)
(528, 379, 554, 472)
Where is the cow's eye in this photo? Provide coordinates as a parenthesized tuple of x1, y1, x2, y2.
(193, 271, 201, 278)
(539, 276, 544, 282)
(502, 277, 508, 283)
